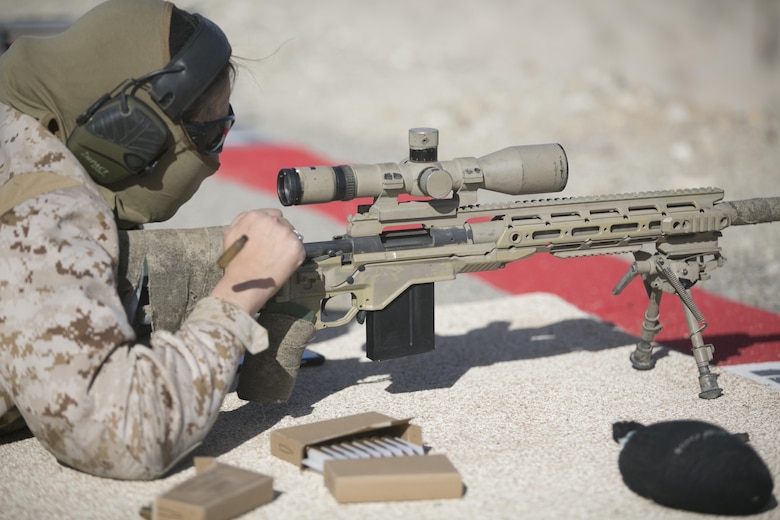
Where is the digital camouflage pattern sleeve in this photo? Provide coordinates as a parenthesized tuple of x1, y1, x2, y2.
(0, 103, 269, 480)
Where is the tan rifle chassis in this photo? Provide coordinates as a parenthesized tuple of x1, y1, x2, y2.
(270, 130, 780, 399)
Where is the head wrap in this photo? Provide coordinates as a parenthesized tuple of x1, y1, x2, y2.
(0, 0, 228, 227)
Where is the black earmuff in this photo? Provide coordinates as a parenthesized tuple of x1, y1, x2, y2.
(67, 14, 231, 186)
(66, 89, 170, 185)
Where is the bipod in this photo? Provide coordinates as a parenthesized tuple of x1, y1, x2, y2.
(613, 250, 723, 399)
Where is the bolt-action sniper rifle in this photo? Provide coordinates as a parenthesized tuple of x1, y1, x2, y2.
(266, 128, 780, 399)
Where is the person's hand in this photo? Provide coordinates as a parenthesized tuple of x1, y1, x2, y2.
(210, 209, 305, 315)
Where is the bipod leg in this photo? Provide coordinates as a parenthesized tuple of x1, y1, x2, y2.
(680, 294, 723, 399)
(630, 285, 663, 370)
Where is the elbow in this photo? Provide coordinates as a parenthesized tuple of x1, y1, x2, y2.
(36, 420, 195, 481)
(55, 439, 192, 481)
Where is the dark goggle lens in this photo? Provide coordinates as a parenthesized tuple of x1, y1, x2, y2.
(183, 104, 235, 155)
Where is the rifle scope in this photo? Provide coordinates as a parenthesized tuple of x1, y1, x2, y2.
(278, 128, 568, 206)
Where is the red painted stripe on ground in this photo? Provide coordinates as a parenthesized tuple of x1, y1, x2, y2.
(219, 145, 780, 365)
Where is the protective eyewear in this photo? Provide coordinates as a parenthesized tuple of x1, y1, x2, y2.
(183, 104, 235, 155)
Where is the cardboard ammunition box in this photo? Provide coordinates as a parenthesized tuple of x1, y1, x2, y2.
(270, 411, 463, 503)
(324, 453, 462, 503)
(152, 459, 273, 520)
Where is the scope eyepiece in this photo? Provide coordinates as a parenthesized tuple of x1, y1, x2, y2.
(277, 168, 302, 206)
(278, 165, 358, 207)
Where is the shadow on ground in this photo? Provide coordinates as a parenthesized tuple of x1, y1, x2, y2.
(196, 316, 644, 458)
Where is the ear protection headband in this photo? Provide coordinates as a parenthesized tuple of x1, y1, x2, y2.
(66, 14, 231, 186)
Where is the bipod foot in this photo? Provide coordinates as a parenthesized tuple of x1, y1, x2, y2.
(694, 343, 723, 399)
(629, 340, 656, 370)
(699, 374, 723, 399)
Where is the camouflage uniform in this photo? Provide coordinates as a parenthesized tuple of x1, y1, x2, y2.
(0, 103, 269, 480)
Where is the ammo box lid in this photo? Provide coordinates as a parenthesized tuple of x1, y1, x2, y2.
(270, 411, 423, 467)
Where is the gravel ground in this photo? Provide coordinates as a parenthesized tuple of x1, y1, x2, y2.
(4, 0, 780, 312)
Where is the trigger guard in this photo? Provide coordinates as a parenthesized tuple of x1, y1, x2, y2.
(318, 295, 360, 329)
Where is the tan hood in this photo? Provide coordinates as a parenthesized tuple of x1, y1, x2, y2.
(0, 0, 226, 227)
(0, 0, 170, 140)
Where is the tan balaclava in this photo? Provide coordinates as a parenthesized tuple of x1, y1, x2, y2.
(0, 0, 229, 227)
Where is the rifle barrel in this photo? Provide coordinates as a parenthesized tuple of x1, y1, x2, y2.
(719, 198, 780, 226)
